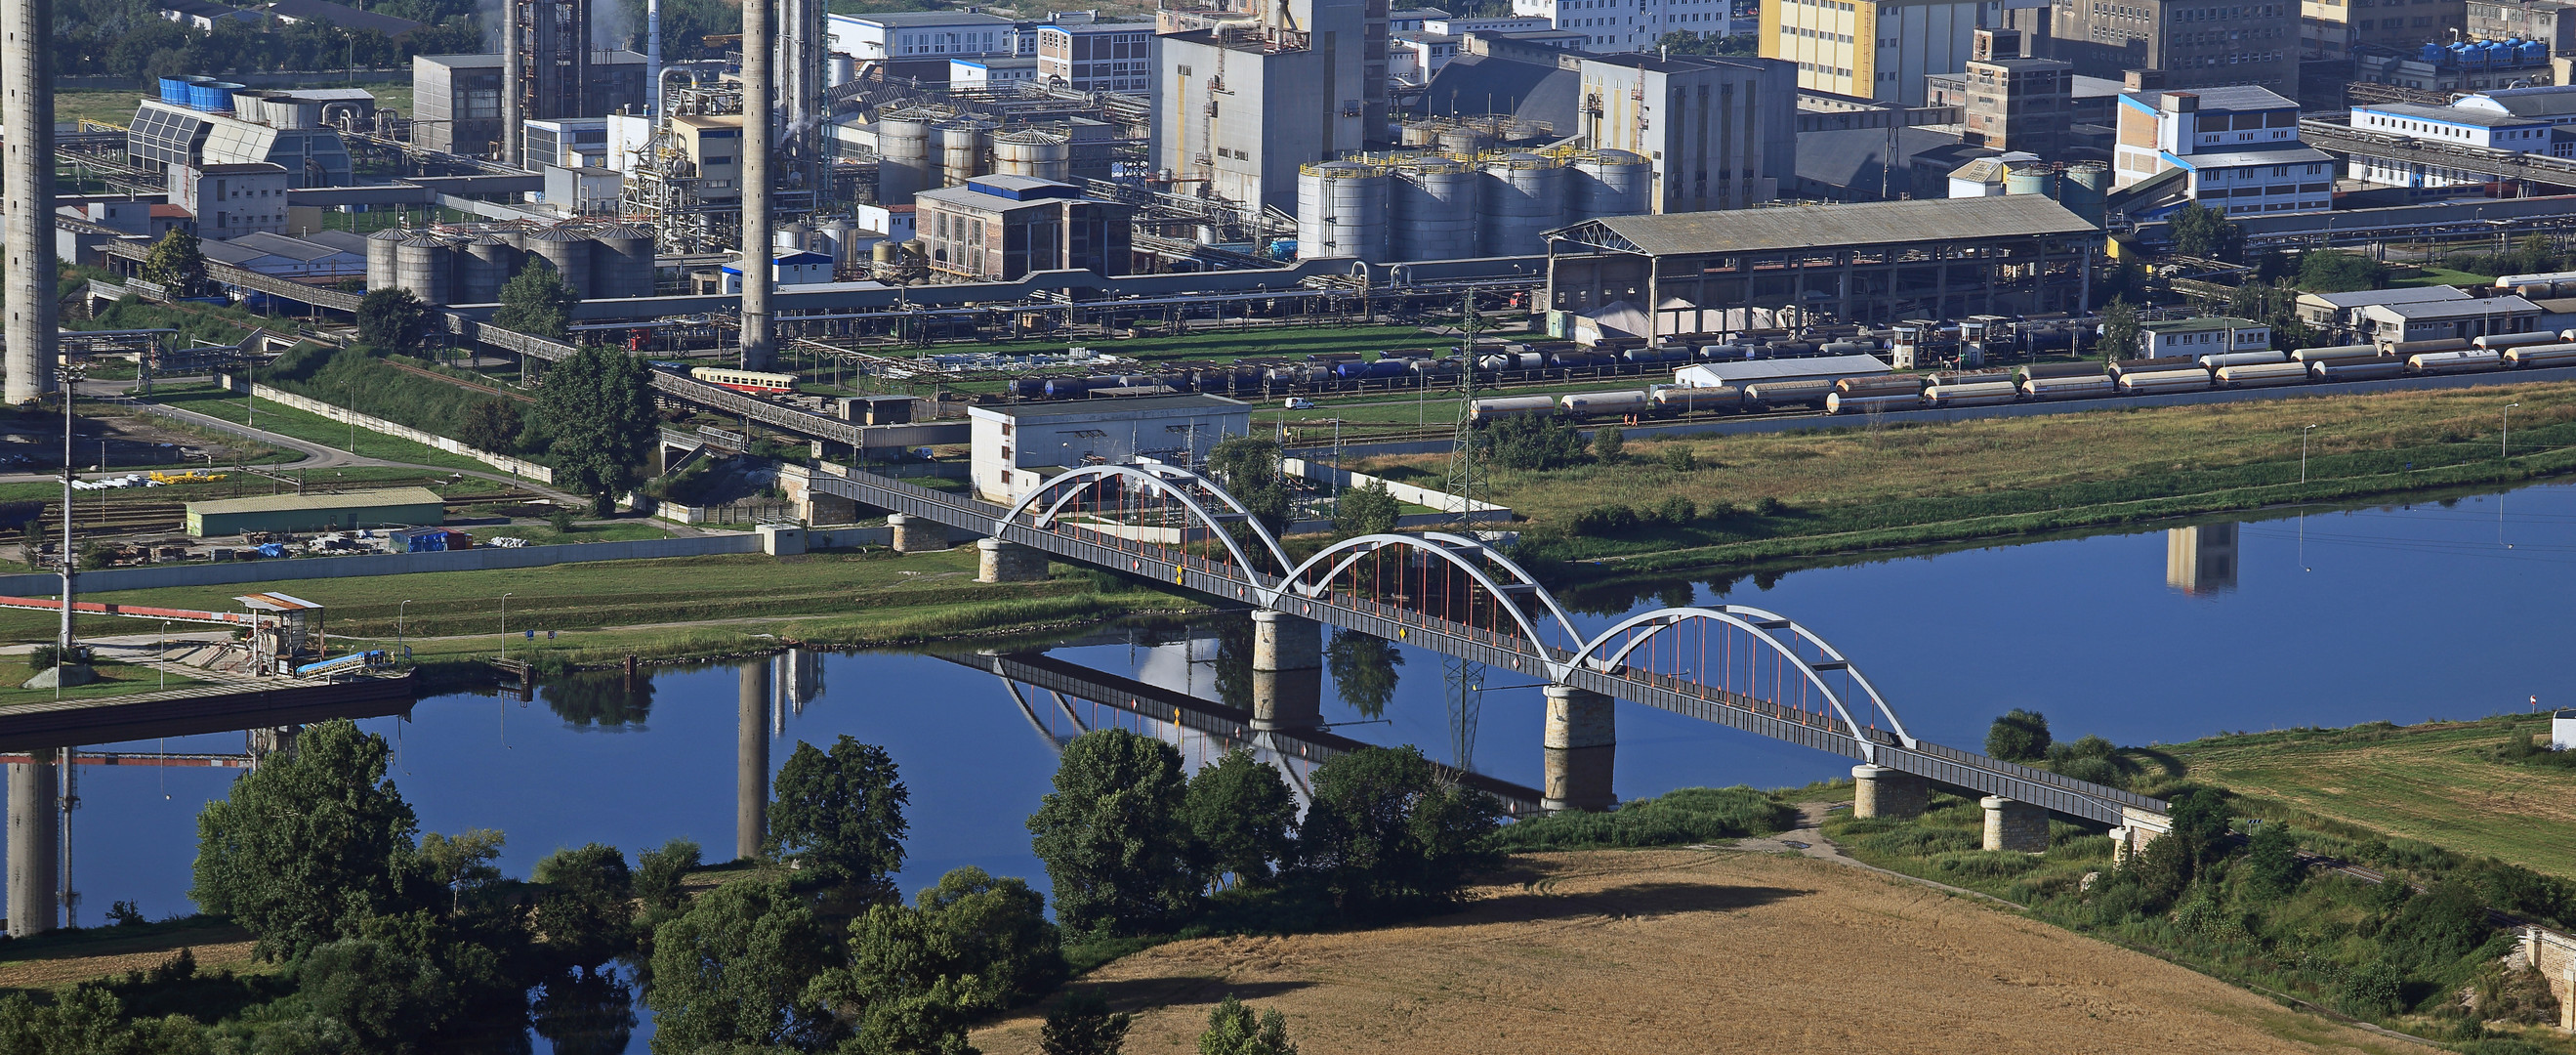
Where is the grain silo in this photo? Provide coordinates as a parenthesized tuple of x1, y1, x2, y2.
(589, 225, 656, 300)
(1391, 154, 1479, 262)
(1295, 160, 1391, 262)
(993, 129, 1071, 183)
(456, 233, 517, 303)
(395, 234, 453, 307)
(523, 226, 594, 298)
(1569, 148, 1652, 221)
(364, 228, 407, 292)
(1477, 152, 1564, 257)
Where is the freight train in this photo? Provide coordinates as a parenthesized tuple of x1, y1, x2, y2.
(1461, 335, 2576, 423)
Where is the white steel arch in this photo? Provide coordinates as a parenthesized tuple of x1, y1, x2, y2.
(997, 463, 1295, 581)
(1568, 606, 1918, 762)
(1281, 533, 1583, 677)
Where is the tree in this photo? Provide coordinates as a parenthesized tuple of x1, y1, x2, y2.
(1026, 728, 1201, 937)
(355, 288, 429, 357)
(495, 259, 581, 340)
(460, 399, 523, 453)
(1323, 629, 1403, 719)
(2243, 822, 2304, 898)
(1984, 709, 2052, 763)
(1184, 748, 1300, 891)
(1654, 28, 1758, 57)
(533, 962, 640, 1055)
(532, 843, 637, 971)
(1205, 435, 1293, 533)
(418, 827, 506, 912)
(141, 229, 205, 295)
(2298, 250, 2385, 294)
(1333, 479, 1399, 536)
(537, 345, 661, 516)
(2168, 202, 2245, 263)
(293, 936, 460, 1053)
(645, 876, 843, 1053)
(1477, 414, 1587, 470)
(635, 837, 702, 913)
(1296, 745, 1501, 920)
(2098, 299, 2140, 362)
(1042, 992, 1133, 1055)
(766, 735, 909, 900)
(1196, 994, 1296, 1055)
(191, 719, 431, 960)
(819, 865, 1064, 1039)
(1592, 423, 1625, 460)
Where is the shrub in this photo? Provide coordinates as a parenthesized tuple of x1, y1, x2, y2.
(1655, 495, 1696, 525)
(1569, 504, 1641, 536)
(1592, 424, 1625, 460)
(1751, 496, 1787, 516)
(1479, 415, 1587, 471)
(1985, 709, 2053, 763)
(1660, 444, 1697, 472)
(1485, 786, 1795, 852)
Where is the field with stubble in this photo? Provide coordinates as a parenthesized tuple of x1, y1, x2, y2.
(975, 850, 2422, 1055)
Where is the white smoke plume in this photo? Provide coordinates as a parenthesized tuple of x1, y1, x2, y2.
(592, 0, 638, 51)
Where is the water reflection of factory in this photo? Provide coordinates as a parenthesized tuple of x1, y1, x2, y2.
(2166, 523, 2238, 596)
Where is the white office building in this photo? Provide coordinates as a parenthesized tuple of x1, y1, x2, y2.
(827, 12, 1016, 62)
(1034, 20, 1155, 92)
(1514, 0, 1748, 53)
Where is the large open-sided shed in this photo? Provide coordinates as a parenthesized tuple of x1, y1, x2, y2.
(1543, 196, 2103, 336)
(186, 487, 447, 537)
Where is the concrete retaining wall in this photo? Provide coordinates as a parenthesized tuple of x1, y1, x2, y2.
(1279, 458, 1511, 522)
(217, 376, 556, 484)
(0, 535, 759, 595)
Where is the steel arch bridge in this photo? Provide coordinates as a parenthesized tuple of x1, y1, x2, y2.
(811, 462, 2166, 824)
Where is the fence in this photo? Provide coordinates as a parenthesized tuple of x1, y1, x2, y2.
(0, 535, 763, 596)
(215, 376, 556, 484)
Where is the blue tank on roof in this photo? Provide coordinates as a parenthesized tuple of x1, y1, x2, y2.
(2525, 40, 2549, 62)
(2420, 42, 2446, 63)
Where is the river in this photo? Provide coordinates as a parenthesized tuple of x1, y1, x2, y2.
(22, 481, 2576, 1050)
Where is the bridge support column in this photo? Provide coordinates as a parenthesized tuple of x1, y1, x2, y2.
(8, 750, 59, 937)
(1250, 611, 1321, 673)
(738, 661, 769, 863)
(1542, 685, 1615, 813)
(976, 538, 1049, 583)
(2107, 806, 2172, 865)
(888, 514, 949, 553)
(1850, 764, 1928, 820)
(1980, 796, 2049, 854)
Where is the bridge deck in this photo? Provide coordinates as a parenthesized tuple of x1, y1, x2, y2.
(818, 468, 2161, 824)
(0, 673, 417, 752)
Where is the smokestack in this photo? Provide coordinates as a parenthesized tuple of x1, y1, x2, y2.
(646, 0, 662, 118)
(740, 0, 774, 369)
(4, 0, 56, 405)
(501, 0, 522, 167)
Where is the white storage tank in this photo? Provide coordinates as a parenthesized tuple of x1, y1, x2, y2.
(932, 119, 992, 188)
(1477, 152, 1564, 258)
(590, 224, 655, 300)
(1569, 149, 1651, 220)
(2215, 361, 2311, 388)
(364, 228, 407, 292)
(875, 109, 935, 205)
(993, 129, 1072, 183)
(523, 226, 595, 298)
(1296, 160, 1391, 262)
(1390, 154, 1478, 263)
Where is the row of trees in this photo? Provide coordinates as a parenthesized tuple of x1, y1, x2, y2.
(57, 0, 477, 81)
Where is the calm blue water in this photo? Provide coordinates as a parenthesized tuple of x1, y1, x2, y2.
(25, 481, 2576, 1049)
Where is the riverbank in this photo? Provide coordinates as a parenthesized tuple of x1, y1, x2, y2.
(1358, 382, 2576, 575)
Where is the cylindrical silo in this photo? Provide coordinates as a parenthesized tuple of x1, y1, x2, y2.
(993, 129, 1071, 182)
(1438, 126, 1494, 155)
(1477, 152, 1564, 257)
(1296, 160, 1391, 262)
(776, 221, 811, 254)
(524, 226, 594, 298)
(2060, 161, 2111, 228)
(823, 218, 857, 271)
(1569, 148, 1651, 221)
(590, 224, 654, 299)
(2004, 163, 2053, 198)
(933, 119, 992, 188)
(1391, 154, 1479, 262)
(458, 233, 516, 303)
(395, 235, 453, 307)
(365, 228, 406, 292)
(875, 109, 935, 205)
(829, 54, 856, 86)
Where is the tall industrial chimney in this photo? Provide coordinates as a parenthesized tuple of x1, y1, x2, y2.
(740, 0, 775, 370)
(5, 0, 56, 404)
(500, 0, 522, 167)
(646, 0, 662, 118)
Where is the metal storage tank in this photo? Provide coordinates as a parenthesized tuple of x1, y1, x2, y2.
(875, 110, 935, 205)
(270, 96, 323, 129)
(776, 221, 811, 253)
(993, 130, 1071, 182)
(1569, 149, 1651, 221)
(932, 119, 992, 188)
(829, 54, 856, 86)
(1477, 152, 1564, 257)
(1437, 126, 1494, 154)
(523, 227, 595, 298)
(164, 76, 209, 105)
(590, 225, 655, 300)
(1390, 155, 1478, 262)
(188, 82, 242, 111)
(365, 229, 407, 292)
(458, 233, 517, 304)
(2004, 163, 2053, 198)
(395, 235, 454, 307)
(2060, 162, 2110, 227)
(1295, 161, 1391, 262)
(823, 218, 858, 270)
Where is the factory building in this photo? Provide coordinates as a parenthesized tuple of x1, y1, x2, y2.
(1760, 0, 2006, 106)
(1543, 194, 2100, 335)
(1512, 0, 1746, 52)
(2002, 0, 2300, 97)
(1575, 53, 1798, 212)
(2113, 86, 2334, 215)
(1151, 0, 1381, 215)
(914, 175, 1136, 280)
(829, 11, 1019, 77)
(1035, 19, 1157, 92)
(410, 50, 647, 160)
(168, 162, 291, 238)
(186, 487, 448, 537)
(968, 395, 1254, 502)
(1959, 28, 2075, 157)
(127, 93, 353, 188)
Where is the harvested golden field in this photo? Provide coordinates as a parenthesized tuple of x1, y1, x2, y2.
(0, 922, 258, 992)
(974, 850, 2419, 1055)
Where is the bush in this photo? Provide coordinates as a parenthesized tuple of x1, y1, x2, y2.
(1751, 496, 1786, 516)
(1478, 414, 1587, 471)
(1655, 495, 1696, 525)
(1569, 503, 1640, 536)
(1485, 786, 1795, 852)
(1660, 444, 1696, 472)
(1985, 709, 2053, 763)
(1592, 424, 1625, 460)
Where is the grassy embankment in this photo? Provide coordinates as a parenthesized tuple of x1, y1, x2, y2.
(1361, 382, 2576, 572)
(145, 383, 526, 478)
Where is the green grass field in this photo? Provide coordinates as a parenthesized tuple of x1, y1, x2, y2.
(146, 384, 524, 477)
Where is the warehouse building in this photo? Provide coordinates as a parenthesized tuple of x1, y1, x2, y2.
(186, 487, 448, 537)
(969, 395, 1252, 502)
(1543, 194, 2101, 336)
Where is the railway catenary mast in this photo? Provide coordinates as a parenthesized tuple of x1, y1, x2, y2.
(739, 0, 775, 370)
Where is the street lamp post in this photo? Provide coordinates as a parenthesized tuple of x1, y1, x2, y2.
(2504, 402, 2520, 458)
(2301, 424, 2318, 483)
(500, 593, 513, 660)
(397, 599, 412, 657)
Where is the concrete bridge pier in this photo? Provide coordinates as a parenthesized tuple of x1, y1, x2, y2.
(1851, 764, 1929, 819)
(737, 661, 770, 863)
(1981, 796, 2049, 853)
(1543, 685, 1615, 813)
(976, 538, 1049, 583)
(888, 514, 949, 553)
(1249, 611, 1324, 731)
(1250, 611, 1320, 672)
(7, 750, 59, 937)
(2108, 807, 2172, 865)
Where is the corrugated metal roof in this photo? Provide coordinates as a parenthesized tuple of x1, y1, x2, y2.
(1573, 195, 2097, 258)
(2360, 295, 2544, 320)
(187, 486, 445, 516)
(2298, 285, 2472, 309)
